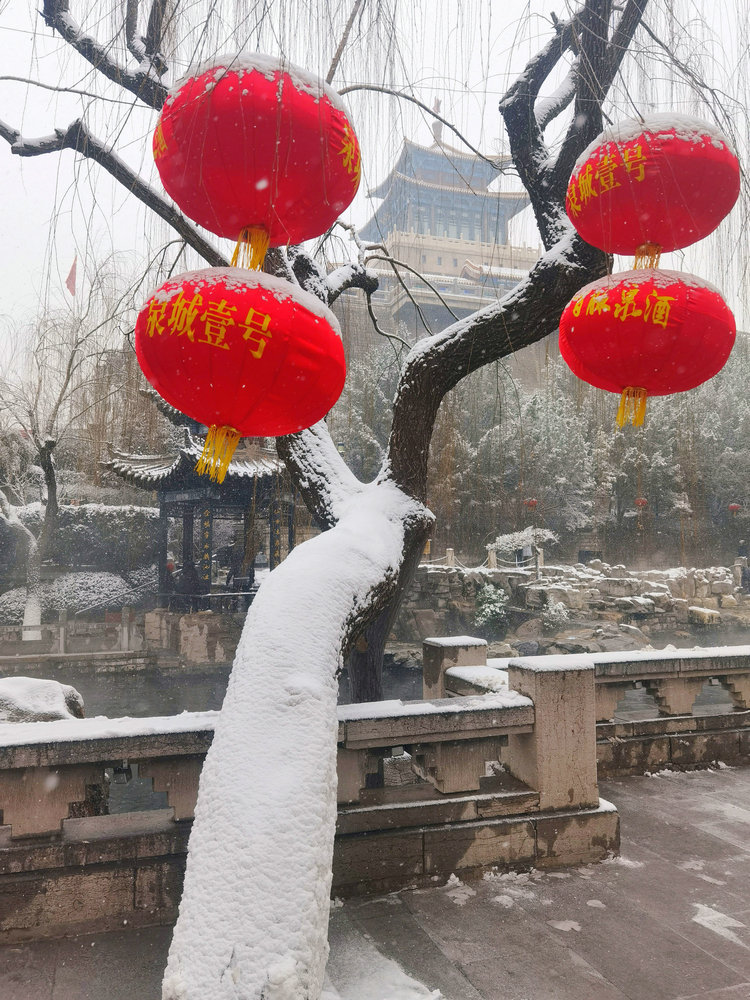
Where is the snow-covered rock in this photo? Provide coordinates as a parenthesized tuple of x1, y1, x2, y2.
(0, 677, 84, 722)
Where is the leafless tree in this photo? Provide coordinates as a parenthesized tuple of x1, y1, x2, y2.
(0, 263, 133, 629)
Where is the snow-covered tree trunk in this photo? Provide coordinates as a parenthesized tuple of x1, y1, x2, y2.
(0, 494, 43, 639)
(163, 479, 431, 1000)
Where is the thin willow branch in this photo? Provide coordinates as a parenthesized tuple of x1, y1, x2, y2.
(338, 84, 500, 167)
(326, 0, 366, 84)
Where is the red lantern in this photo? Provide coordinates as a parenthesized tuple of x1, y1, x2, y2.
(153, 55, 361, 256)
(566, 115, 740, 256)
(135, 268, 346, 481)
(729, 503, 742, 515)
(524, 498, 538, 509)
(634, 497, 648, 508)
(559, 269, 735, 425)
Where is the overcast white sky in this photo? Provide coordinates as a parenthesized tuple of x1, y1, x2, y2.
(0, 0, 747, 343)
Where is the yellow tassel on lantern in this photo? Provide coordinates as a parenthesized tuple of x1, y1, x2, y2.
(195, 425, 242, 484)
(633, 242, 662, 269)
(616, 387, 648, 428)
(231, 226, 270, 271)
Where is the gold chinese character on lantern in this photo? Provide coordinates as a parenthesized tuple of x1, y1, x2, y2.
(643, 290, 676, 328)
(199, 299, 235, 349)
(614, 286, 643, 321)
(339, 123, 361, 186)
(595, 153, 621, 193)
(153, 122, 168, 160)
(568, 181, 582, 217)
(170, 291, 203, 341)
(623, 145, 646, 182)
(240, 307, 273, 359)
(586, 290, 611, 316)
(146, 300, 169, 338)
(577, 164, 598, 204)
(571, 294, 585, 317)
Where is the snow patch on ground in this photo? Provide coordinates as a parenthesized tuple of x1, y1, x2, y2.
(443, 873, 476, 906)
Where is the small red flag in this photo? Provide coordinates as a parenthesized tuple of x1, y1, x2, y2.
(65, 256, 77, 296)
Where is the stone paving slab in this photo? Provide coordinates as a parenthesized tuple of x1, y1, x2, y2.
(4, 768, 750, 998)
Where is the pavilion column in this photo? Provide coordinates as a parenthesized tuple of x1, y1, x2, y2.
(183, 508, 194, 566)
(157, 502, 169, 609)
(287, 495, 296, 553)
(269, 500, 283, 570)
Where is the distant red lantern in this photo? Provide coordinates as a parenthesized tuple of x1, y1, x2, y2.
(566, 115, 740, 257)
(524, 498, 538, 509)
(559, 269, 735, 426)
(729, 503, 742, 515)
(634, 497, 648, 508)
(153, 55, 361, 262)
(135, 268, 346, 481)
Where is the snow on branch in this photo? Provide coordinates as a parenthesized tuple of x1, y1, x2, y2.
(0, 118, 227, 268)
(277, 422, 364, 530)
(40, 0, 168, 109)
(535, 61, 579, 132)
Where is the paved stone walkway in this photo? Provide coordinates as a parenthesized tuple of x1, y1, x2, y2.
(5, 767, 750, 998)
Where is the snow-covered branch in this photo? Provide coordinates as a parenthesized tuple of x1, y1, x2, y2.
(500, 0, 648, 244)
(40, 0, 168, 109)
(535, 62, 579, 132)
(277, 423, 363, 530)
(387, 232, 609, 498)
(0, 118, 228, 268)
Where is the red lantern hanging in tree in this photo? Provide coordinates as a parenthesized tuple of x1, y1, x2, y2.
(559, 269, 736, 426)
(729, 503, 742, 515)
(634, 497, 648, 508)
(524, 498, 538, 510)
(153, 55, 361, 265)
(135, 268, 346, 482)
(566, 114, 740, 260)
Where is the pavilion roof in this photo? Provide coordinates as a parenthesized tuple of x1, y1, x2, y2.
(104, 429, 284, 490)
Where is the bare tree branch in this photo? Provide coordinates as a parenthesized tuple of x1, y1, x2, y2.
(40, 0, 168, 109)
(0, 118, 228, 267)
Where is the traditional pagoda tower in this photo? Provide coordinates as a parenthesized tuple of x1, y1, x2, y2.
(346, 114, 539, 339)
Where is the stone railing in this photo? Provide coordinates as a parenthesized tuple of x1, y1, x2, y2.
(0, 609, 142, 656)
(0, 647, 619, 939)
(437, 639, 750, 779)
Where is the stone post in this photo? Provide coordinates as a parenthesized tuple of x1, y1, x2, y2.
(422, 636, 487, 699)
(445, 547, 455, 567)
(487, 549, 497, 569)
(120, 607, 131, 652)
(58, 609, 67, 654)
(506, 655, 599, 811)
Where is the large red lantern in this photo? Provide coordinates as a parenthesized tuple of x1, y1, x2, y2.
(135, 268, 346, 481)
(566, 115, 740, 257)
(153, 55, 360, 261)
(559, 269, 735, 426)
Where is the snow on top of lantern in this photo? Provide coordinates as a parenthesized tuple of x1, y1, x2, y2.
(571, 267, 725, 300)
(149, 267, 342, 337)
(171, 52, 348, 113)
(574, 112, 737, 171)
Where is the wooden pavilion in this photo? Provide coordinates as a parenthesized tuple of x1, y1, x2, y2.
(105, 426, 293, 605)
